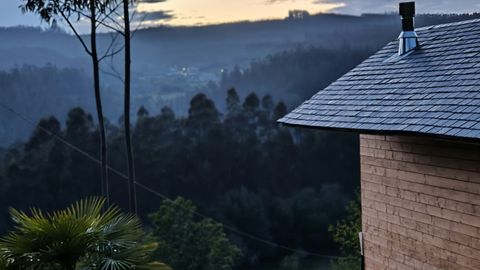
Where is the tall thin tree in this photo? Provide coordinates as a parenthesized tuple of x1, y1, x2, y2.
(89, 0, 109, 207)
(88, 0, 141, 212)
(21, 0, 114, 204)
(122, 0, 137, 213)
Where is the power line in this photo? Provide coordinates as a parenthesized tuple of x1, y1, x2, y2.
(0, 102, 345, 260)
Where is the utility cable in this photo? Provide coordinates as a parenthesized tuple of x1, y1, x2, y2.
(0, 102, 345, 260)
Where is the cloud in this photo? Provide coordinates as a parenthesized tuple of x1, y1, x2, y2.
(315, 0, 480, 15)
(135, 10, 175, 21)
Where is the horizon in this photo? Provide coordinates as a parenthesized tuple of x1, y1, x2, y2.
(2, 10, 480, 34)
(1, 0, 479, 33)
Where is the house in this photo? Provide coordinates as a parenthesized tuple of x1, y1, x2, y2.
(279, 2, 480, 270)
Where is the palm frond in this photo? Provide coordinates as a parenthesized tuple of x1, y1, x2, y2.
(138, 262, 172, 270)
(0, 197, 170, 270)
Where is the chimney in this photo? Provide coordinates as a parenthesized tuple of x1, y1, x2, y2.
(398, 2, 419, 55)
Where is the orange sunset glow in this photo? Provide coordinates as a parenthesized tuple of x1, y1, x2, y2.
(136, 0, 345, 26)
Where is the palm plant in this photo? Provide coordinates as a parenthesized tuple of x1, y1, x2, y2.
(0, 198, 170, 270)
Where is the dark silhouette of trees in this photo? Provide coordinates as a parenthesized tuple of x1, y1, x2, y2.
(24, 117, 60, 153)
(226, 88, 241, 116)
(0, 90, 360, 268)
(273, 102, 288, 121)
(187, 93, 220, 129)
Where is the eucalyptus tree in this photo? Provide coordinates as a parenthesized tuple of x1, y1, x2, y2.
(122, 0, 136, 213)
(97, 0, 139, 213)
(21, 0, 121, 204)
(65, 0, 140, 213)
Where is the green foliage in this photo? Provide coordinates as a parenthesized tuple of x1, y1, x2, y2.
(331, 256, 361, 270)
(0, 255, 7, 270)
(149, 197, 241, 270)
(0, 197, 170, 270)
(219, 187, 271, 263)
(21, 0, 116, 23)
(0, 90, 360, 267)
(279, 254, 300, 270)
(328, 193, 362, 270)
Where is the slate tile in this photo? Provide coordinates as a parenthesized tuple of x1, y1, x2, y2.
(279, 19, 480, 141)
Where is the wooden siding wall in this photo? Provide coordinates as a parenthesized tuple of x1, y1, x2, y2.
(360, 134, 480, 270)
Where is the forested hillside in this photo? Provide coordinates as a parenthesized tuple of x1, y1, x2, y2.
(2, 13, 479, 71)
(214, 46, 375, 106)
(1, 13, 480, 146)
(0, 66, 123, 146)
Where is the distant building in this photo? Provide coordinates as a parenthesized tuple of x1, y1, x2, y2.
(288, 10, 310, 20)
(280, 2, 480, 269)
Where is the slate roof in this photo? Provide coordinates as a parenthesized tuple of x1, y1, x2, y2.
(279, 19, 480, 141)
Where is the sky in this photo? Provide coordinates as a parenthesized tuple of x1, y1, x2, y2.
(1, 0, 480, 30)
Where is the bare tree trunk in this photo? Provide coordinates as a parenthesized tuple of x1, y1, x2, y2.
(123, 0, 137, 213)
(90, 0, 109, 205)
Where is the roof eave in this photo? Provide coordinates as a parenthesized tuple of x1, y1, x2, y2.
(277, 120, 480, 144)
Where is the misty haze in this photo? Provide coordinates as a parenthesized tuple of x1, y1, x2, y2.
(1, 1, 480, 270)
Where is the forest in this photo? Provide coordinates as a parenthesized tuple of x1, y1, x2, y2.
(0, 88, 359, 268)
(2, 13, 480, 146)
(214, 46, 374, 106)
(0, 45, 374, 146)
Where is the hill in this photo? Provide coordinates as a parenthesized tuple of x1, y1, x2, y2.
(1, 12, 480, 145)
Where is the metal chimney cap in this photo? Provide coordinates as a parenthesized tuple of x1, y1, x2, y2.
(398, 1, 418, 55)
(399, 2, 415, 17)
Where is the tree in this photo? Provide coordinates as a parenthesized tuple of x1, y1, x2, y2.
(187, 93, 220, 129)
(259, 94, 274, 127)
(24, 117, 61, 153)
(273, 102, 288, 121)
(20, 0, 117, 204)
(65, 108, 95, 141)
(280, 254, 301, 270)
(122, 0, 137, 214)
(226, 88, 240, 116)
(137, 106, 150, 118)
(328, 194, 362, 270)
(150, 197, 241, 270)
(261, 94, 274, 113)
(63, 108, 99, 199)
(0, 197, 170, 270)
(0, 89, 361, 264)
(241, 93, 260, 127)
(242, 93, 260, 113)
(220, 187, 271, 264)
(159, 107, 175, 123)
